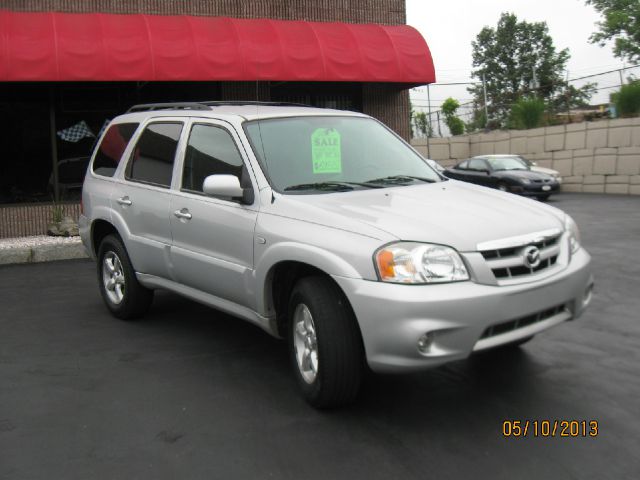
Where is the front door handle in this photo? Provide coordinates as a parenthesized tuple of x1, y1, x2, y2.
(117, 196, 132, 206)
(174, 208, 192, 220)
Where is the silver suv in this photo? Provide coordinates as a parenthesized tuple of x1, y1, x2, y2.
(80, 102, 594, 407)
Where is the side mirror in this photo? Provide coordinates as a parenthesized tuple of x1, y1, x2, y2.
(203, 174, 253, 204)
(531, 161, 538, 166)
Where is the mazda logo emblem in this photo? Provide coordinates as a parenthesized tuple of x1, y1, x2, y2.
(523, 245, 541, 268)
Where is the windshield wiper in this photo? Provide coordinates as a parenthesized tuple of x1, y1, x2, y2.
(284, 180, 386, 192)
(364, 175, 437, 185)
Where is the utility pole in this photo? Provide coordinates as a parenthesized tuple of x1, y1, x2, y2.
(482, 73, 489, 128)
(565, 69, 571, 124)
(426, 84, 432, 157)
(531, 66, 539, 92)
(619, 61, 626, 86)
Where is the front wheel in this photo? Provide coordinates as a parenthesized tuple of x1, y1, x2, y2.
(496, 182, 509, 192)
(97, 234, 153, 320)
(537, 194, 551, 201)
(288, 276, 364, 408)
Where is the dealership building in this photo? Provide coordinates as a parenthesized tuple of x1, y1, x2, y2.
(0, 0, 435, 237)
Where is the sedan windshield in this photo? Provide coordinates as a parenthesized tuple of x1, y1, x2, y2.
(486, 156, 530, 171)
(244, 116, 441, 193)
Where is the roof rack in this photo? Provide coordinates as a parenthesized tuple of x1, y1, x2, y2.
(126, 100, 311, 113)
(127, 102, 211, 113)
(201, 101, 311, 108)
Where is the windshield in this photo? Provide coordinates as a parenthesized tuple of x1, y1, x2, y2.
(486, 156, 530, 171)
(244, 116, 441, 192)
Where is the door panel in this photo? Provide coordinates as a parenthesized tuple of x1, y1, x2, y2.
(112, 121, 184, 278)
(169, 121, 259, 308)
(170, 194, 257, 307)
(111, 182, 173, 278)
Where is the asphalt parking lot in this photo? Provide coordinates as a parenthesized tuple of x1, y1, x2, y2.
(1, 193, 639, 479)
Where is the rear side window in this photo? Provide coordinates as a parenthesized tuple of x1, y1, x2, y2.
(126, 122, 183, 188)
(182, 124, 244, 193)
(92, 123, 139, 177)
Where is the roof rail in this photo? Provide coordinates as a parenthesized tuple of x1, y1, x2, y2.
(126, 102, 211, 113)
(126, 100, 313, 113)
(201, 101, 311, 108)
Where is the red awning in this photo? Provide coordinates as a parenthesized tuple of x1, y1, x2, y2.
(0, 11, 435, 84)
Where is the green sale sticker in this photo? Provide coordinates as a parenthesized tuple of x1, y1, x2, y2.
(311, 128, 342, 174)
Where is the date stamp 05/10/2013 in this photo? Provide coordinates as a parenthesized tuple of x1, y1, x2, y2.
(502, 420, 599, 438)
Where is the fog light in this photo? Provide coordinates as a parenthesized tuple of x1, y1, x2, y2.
(417, 332, 435, 354)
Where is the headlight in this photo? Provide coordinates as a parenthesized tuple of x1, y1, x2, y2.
(564, 215, 581, 254)
(374, 242, 469, 284)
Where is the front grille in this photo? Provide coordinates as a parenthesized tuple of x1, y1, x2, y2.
(480, 234, 561, 280)
(479, 304, 567, 339)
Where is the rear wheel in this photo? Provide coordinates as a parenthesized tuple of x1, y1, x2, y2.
(97, 234, 153, 320)
(288, 276, 364, 408)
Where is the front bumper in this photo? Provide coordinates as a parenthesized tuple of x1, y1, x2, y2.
(332, 248, 593, 373)
(511, 182, 560, 196)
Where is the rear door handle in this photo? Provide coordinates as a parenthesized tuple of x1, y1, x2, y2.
(116, 196, 132, 206)
(174, 208, 192, 220)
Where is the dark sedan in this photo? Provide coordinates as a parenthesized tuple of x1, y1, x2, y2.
(444, 155, 560, 200)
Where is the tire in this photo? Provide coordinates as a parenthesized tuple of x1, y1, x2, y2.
(288, 276, 364, 408)
(497, 182, 509, 192)
(536, 194, 551, 201)
(97, 234, 153, 320)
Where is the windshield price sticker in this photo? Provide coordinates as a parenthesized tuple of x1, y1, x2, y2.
(311, 128, 342, 174)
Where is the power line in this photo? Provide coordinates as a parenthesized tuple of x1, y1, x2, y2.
(568, 64, 640, 82)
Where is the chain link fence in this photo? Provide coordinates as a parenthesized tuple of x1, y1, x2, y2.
(411, 64, 640, 138)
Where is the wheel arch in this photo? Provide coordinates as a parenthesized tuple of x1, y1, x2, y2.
(90, 219, 124, 257)
(262, 259, 359, 338)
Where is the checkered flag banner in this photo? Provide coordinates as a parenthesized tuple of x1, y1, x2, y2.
(56, 120, 95, 143)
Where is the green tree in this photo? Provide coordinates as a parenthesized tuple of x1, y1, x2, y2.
(413, 111, 430, 137)
(611, 80, 640, 116)
(469, 12, 593, 127)
(441, 98, 465, 136)
(587, 0, 640, 62)
(508, 96, 546, 129)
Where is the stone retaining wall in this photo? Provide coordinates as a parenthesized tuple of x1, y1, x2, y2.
(411, 118, 640, 195)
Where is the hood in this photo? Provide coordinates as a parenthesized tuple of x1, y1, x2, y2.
(531, 165, 560, 176)
(272, 180, 565, 252)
